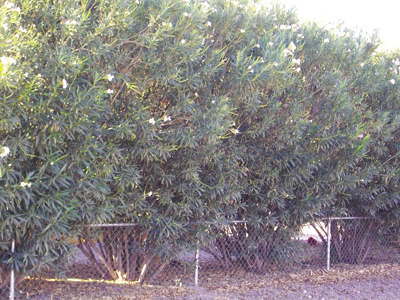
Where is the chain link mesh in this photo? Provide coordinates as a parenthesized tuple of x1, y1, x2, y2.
(2, 218, 399, 299)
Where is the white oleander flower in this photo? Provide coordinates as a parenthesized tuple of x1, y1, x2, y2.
(0, 147, 10, 158)
(5, 2, 15, 9)
(200, 2, 210, 10)
(389, 79, 396, 85)
(240, 28, 245, 33)
(164, 115, 171, 122)
(292, 58, 301, 65)
(1, 56, 16, 65)
(65, 20, 77, 25)
(106, 74, 114, 81)
(287, 41, 296, 52)
(283, 49, 293, 56)
(149, 118, 155, 125)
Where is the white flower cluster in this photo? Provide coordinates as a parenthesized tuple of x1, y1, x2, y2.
(200, 2, 210, 10)
(163, 115, 171, 122)
(149, 118, 155, 125)
(0, 147, 10, 158)
(161, 22, 173, 28)
(283, 42, 296, 56)
(389, 79, 396, 85)
(1, 56, 17, 66)
(278, 24, 299, 31)
(200, 2, 217, 12)
(20, 182, 31, 188)
(65, 20, 78, 25)
(292, 58, 301, 66)
(292, 58, 301, 73)
(1, 56, 17, 72)
(5, 2, 20, 12)
(332, 28, 346, 37)
(106, 74, 114, 81)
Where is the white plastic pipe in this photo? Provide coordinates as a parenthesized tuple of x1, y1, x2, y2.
(195, 242, 199, 286)
(327, 219, 331, 271)
(10, 239, 15, 300)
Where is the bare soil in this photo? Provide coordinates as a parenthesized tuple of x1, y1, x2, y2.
(12, 263, 400, 300)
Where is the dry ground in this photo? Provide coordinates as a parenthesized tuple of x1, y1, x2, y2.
(11, 263, 400, 300)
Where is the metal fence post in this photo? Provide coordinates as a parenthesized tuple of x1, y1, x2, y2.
(327, 218, 331, 271)
(10, 239, 15, 300)
(194, 241, 199, 286)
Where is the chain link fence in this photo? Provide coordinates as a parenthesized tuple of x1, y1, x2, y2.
(1, 217, 399, 299)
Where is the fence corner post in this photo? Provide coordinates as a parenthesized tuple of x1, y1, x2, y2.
(327, 218, 331, 271)
(194, 240, 199, 287)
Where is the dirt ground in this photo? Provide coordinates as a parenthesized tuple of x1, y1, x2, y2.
(11, 263, 400, 300)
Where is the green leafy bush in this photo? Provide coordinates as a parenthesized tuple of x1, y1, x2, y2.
(0, 0, 399, 286)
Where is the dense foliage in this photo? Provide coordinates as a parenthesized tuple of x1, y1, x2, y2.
(0, 0, 399, 285)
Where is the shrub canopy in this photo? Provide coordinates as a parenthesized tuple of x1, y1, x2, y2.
(0, 0, 399, 280)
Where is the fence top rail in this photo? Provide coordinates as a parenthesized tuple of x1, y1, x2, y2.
(321, 217, 375, 220)
(81, 217, 376, 228)
(83, 223, 139, 227)
(82, 220, 249, 228)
